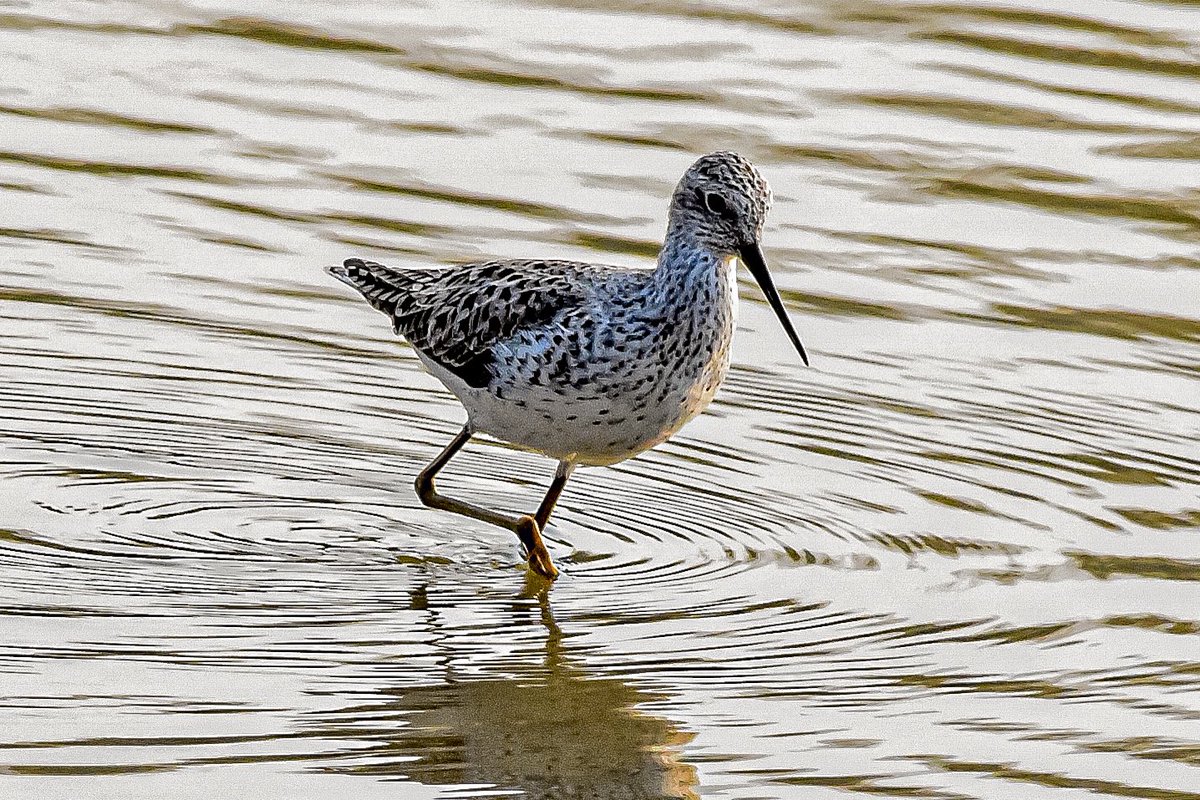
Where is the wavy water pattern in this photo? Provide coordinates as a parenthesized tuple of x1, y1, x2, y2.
(1, 0, 1199, 798)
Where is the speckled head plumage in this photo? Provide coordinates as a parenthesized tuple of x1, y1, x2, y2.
(668, 151, 772, 253)
(662, 151, 807, 366)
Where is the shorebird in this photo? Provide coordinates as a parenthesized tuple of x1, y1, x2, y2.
(328, 151, 807, 579)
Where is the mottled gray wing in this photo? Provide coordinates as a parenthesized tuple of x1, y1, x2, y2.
(328, 257, 590, 388)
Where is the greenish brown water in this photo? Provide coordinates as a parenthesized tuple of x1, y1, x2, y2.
(1, 1, 1198, 798)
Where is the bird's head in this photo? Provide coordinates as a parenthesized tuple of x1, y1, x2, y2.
(668, 150, 771, 254)
(667, 151, 807, 366)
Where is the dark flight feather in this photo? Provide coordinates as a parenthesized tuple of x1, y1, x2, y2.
(328, 257, 593, 388)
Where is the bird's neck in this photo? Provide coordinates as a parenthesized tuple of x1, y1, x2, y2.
(646, 232, 739, 366)
(653, 231, 736, 302)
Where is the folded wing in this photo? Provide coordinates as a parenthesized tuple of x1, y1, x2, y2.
(328, 257, 590, 388)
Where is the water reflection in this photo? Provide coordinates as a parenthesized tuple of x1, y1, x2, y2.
(1, 0, 1199, 797)
(319, 581, 698, 800)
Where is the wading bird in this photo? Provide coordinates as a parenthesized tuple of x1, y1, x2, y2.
(329, 151, 808, 579)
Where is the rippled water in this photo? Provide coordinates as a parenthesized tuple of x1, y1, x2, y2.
(2, 1, 1199, 797)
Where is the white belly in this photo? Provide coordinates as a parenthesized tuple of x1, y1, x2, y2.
(417, 325, 733, 466)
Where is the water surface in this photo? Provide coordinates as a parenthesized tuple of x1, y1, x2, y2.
(1, 1, 1198, 798)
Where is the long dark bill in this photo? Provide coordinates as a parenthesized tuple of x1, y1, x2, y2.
(739, 242, 809, 367)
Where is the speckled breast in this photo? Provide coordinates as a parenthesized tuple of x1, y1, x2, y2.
(465, 261, 739, 465)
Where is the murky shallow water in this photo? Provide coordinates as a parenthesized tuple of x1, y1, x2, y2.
(2, 0, 1199, 797)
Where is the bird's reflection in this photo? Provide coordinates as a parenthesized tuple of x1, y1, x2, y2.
(316, 575, 698, 800)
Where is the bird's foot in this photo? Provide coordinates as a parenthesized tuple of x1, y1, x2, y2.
(516, 515, 558, 580)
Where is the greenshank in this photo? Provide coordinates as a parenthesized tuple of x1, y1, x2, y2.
(328, 151, 808, 579)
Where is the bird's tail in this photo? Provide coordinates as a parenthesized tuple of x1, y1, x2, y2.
(326, 258, 414, 320)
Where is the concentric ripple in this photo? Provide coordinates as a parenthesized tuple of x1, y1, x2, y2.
(2, 0, 1199, 798)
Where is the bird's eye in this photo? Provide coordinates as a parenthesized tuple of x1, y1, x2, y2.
(703, 191, 729, 216)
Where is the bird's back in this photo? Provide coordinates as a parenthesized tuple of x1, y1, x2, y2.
(328, 257, 626, 390)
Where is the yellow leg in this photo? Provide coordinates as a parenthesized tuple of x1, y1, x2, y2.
(414, 426, 574, 580)
(523, 460, 575, 578)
